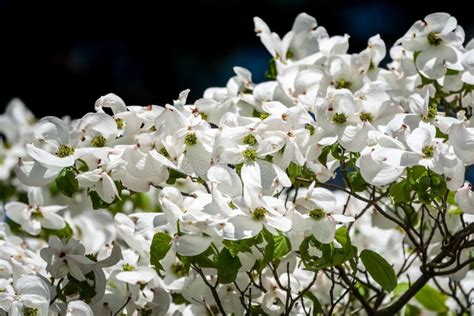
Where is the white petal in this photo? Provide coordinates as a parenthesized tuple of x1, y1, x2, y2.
(5, 202, 28, 224)
(407, 127, 432, 155)
(241, 162, 262, 189)
(16, 160, 59, 187)
(455, 184, 474, 215)
(15, 275, 50, 301)
(100, 173, 119, 204)
(116, 267, 157, 285)
(26, 144, 74, 169)
(66, 301, 94, 316)
(340, 123, 372, 153)
(172, 234, 212, 256)
(265, 212, 292, 232)
(311, 218, 336, 244)
(95, 93, 127, 114)
(223, 215, 263, 240)
(449, 123, 474, 165)
(41, 212, 66, 230)
(208, 164, 242, 197)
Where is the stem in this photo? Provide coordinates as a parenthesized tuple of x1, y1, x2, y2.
(193, 265, 227, 315)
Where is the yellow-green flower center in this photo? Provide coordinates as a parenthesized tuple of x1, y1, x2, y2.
(422, 145, 434, 158)
(427, 32, 442, 46)
(242, 134, 257, 146)
(115, 118, 125, 129)
(171, 262, 188, 277)
(23, 307, 39, 316)
(332, 112, 347, 125)
(184, 133, 197, 146)
(359, 112, 373, 122)
(122, 263, 135, 271)
(199, 112, 208, 120)
(55, 144, 75, 158)
(228, 201, 237, 210)
(243, 148, 257, 161)
(309, 208, 326, 221)
(252, 207, 267, 221)
(335, 79, 352, 89)
(91, 135, 107, 147)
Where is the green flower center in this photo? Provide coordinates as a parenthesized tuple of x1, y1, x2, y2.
(243, 148, 257, 161)
(228, 201, 237, 210)
(31, 208, 43, 219)
(122, 263, 135, 271)
(252, 207, 267, 221)
(423, 104, 437, 121)
(422, 145, 434, 158)
(171, 262, 188, 277)
(199, 112, 208, 120)
(427, 32, 442, 46)
(309, 208, 326, 221)
(332, 112, 347, 125)
(359, 112, 373, 122)
(184, 133, 198, 146)
(55, 144, 75, 158)
(260, 113, 270, 120)
(242, 134, 257, 146)
(115, 118, 125, 129)
(335, 79, 352, 89)
(91, 135, 107, 147)
(23, 307, 39, 316)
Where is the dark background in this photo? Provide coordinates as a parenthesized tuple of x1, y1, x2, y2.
(0, 0, 473, 118)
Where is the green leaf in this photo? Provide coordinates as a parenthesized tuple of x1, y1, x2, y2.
(254, 230, 275, 271)
(55, 167, 79, 198)
(360, 249, 397, 292)
(318, 146, 331, 167)
(304, 291, 323, 315)
(273, 233, 292, 260)
(223, 238, 255, 256)
(166, 169, 188, 185)
(216, 248, 242, 284)
(404, 304, 421, 316)
(390, 180, 412, 204)
(89, 191, 110, 209)
(347, 170, 368, 192)
(415, 285, 448, 312)
(150, 232, 172, 271)
(332, 227, 357, 266)
(287, 162, 302, 183)
(265, 58, 277, 80)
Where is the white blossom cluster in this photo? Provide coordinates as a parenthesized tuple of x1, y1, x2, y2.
(0, 12, 474, 315)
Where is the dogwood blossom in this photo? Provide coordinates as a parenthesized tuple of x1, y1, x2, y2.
(0, 11, 473, 315)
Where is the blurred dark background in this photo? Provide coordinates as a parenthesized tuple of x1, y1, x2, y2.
(0, 0, 473, 118)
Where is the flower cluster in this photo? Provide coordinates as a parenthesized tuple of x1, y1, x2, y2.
(0, 12, 473, 315)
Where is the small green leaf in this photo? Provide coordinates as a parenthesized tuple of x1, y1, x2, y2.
(222, 238, 255, 256)
(390, 180, 412, 204)
(217, 248, 242, 284)
(304, 291, 323, 315)
(415, 285, 448, 312)
(150, 232, 172, 271)
(273, 233, 292, 260)
(55, 167, 79, 198)
(265, 58, 277, 80)
(360, 249, 397, 292)
(347, 170, 368, 192)
(404, 304, 421, 316)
